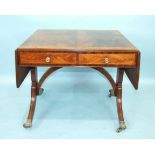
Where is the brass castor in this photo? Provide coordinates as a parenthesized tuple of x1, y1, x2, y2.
(23, 119, 32, 128)
(116, 121, 126, 133)
(109, 89, 115, 97)
(38, 88, 44, 96)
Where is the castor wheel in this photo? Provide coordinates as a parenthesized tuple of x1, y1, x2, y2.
(38, 88, 44, 96)
(109, 89, 115, 97)
(23, 119, 32, 128)
(116, 121, 126, 133)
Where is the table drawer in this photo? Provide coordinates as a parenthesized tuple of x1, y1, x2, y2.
(19, 52, 77, 65)
(79, 53, 136, 66)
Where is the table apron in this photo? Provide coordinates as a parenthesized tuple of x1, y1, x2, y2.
(18, 51, 137, 68)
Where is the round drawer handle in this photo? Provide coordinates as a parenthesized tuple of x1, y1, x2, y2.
(45, 56, 51, 63)
(104, 57, 109, 64)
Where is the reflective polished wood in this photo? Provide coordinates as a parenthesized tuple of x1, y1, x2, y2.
(15, 30, 140, 132)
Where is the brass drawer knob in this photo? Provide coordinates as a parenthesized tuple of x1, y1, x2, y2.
(104, 57, 109, 64)
(45, 56, 51, 63)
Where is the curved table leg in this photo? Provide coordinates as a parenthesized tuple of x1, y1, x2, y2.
(23, 67, 126, 132)
(116, 68, 126, 132)
(37, 67, 61, 95)
(92, 67, 126, 132)
(23, 68, 37, 128)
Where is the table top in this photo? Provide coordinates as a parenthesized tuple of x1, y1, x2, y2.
(16, 29, 140, 90)
(18, 30, 138, 52)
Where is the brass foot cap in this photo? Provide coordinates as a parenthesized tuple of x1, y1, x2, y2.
(116, 122, 126, 133)
(23, 120, 32, 128)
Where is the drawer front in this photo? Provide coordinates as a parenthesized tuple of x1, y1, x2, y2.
(19, 52, 77, 65)
(79, 53, 136, 66)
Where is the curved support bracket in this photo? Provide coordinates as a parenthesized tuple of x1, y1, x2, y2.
(38, 67, 116, 93)
(37, 67, 116, 96)
(91, 67, 116, 91)
(37, 67, 62, 92)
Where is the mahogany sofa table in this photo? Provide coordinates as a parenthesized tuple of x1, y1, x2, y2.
(15, 30, 140, 132)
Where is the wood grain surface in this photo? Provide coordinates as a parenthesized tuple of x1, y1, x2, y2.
(16, 29, 140, 89)
(16, 30, 141, 129)
(17, 30, 139, 52)
(79, 53, 136, 66)
(19, 51, 77, 65)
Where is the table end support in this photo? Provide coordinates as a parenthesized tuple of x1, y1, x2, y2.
(116, 68, 126, 133)
(23, 67, 37, 128)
